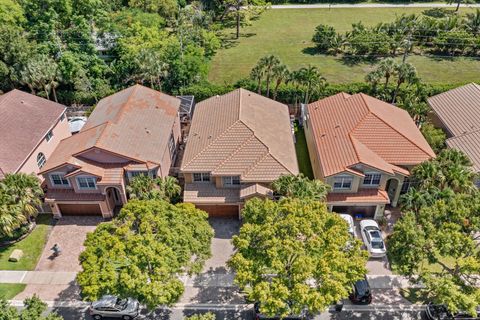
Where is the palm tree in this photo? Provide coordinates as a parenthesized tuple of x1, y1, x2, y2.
(391, 62, 418, 104)
(298, 65, 325, 104)
(365, 69, 384, 93)
(156, 176, 182, 202)
(376, 58, 397, 89)
(465, 9, 480, 35)
(399, 187, 426, 214)
(271, 64, 289, 101)
(133, 49, 168, 90)
(259, 55, 281, 98)
(0, 173, 43, 238)
(250, 64, 264, 94)
(126, 175, 161, 200)
(272, 174, 330, 201)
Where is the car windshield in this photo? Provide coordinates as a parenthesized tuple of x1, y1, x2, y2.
(369, 230, 382, 240)
(371, 240, 385, 249)
(354, 280, 370, 296)
(115, 298, 128, 310)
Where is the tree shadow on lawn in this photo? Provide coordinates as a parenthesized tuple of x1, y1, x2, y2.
(340, 55, 379, 67)
(220, 32, 257, 49)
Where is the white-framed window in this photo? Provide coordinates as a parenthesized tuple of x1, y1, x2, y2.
(333, 175, 353, 190)
(76, 176, 97, 189)
(45, 130, 53, 142)
(37, 152, 46, 169)
(222, 176, 240, 186)
(363, 172, 381, 186)
(50, 173, 69, 186)
(168, 133, 176, 159)
(193, 172, 210, 182)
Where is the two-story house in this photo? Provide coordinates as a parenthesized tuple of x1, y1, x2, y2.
(304, 93, 435, 219)
(39, 85, 182, 218)
(180, 88, 299, 218)
(0, 89, 70, 180)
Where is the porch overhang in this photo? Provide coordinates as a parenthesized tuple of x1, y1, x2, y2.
(327, 189, 389, 205)
(183, 183, 241, 204)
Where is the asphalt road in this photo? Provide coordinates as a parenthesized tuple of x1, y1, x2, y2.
(45, 306, 425, 320)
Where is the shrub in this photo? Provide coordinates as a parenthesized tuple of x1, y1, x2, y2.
(312, 24, 337, 52)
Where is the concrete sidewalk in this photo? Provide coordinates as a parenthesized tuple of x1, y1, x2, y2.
(0, 270, 418, 289)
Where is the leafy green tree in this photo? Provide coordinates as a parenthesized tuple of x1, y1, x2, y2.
(0, 295, 63, 320)
(128, 0, 178, 16)
(312, 24, 337, 52)
(421, 122, 446, 153)
(0, 0, 25, 26)
(0, 173, 43, 238)
(388, 193, 480, 316)
(184, 313, 216, 320)
(229, 198, 368, 318)
(78, 200, 213, 309)
(219, 0, 268, 39)
(433, 30, 476, 56)
(272, 174, 330, 201)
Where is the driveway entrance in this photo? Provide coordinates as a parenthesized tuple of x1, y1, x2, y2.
(15, 216, 102, 301)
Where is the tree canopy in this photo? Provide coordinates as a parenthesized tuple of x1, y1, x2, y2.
(272, 174, 330, 201)
(0, 173, 43, 238)
(389, 149, 480, 316)
(0, 295, 63, 320)
(125, 174, 181, 202)
(77, 200, 213, 309)
(228, 197, 368, 318)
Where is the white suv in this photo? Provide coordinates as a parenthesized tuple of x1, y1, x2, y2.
(360, 220, 386, 258)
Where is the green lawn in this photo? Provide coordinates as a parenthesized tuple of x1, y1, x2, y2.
(0, 283, 26, 300)
(209, 8, 480, 85)
(0, 214, 53, 270)
(295, 127, 314, 179)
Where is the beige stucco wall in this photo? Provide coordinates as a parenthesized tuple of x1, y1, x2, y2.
(18, 113, 71, 179)
(326, 174, 362, 193)
(303, 111, 324, 180)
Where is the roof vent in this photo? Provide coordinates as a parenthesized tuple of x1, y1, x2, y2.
(335, 124, 340, 129)
(321, 133, 326, 138)
(20, 100, 24, 104)
(145, 129, 150, 134)
(208, 135, 212, 139)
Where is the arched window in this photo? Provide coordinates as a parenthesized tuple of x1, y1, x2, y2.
(37, 153, 46, 169)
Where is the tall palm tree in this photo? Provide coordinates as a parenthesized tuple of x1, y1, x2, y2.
(391, 62, 418, 104)
(271, 64, 289, 101)
(299, 65, 325, 104)
(250, 64, 264, 94)
(259, 55, 281, 98)
(465, 9, 480, 35)
(0, 173, 43, 238)
(365, 69, 384, 93)
(134, 49, 168, 90)
(376, 58, 397, 89)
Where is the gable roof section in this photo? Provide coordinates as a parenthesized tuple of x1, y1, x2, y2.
(446, 129, 480, 173)
(0, 89, 66, 174)
(181, 89, 299, 181)
(41, 85, 180, 173)
(427, 83, 480, 137)
(307, 93, 434, 177)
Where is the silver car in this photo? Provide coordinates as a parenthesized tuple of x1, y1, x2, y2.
(89, 295, 140, 319)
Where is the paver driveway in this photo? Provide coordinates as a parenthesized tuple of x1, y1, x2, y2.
(15, 216, 102, 301)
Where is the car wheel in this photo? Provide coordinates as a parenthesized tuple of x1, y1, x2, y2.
(93, 315, 102, 320)
(122, 316, 132, 320)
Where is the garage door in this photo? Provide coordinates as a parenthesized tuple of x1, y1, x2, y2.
(196, 205, 239, 218)
(58, 204, 102, 216)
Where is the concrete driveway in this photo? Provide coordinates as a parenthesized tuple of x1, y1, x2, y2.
(15, 216, 102, 301)
(202, 218, 239, 273)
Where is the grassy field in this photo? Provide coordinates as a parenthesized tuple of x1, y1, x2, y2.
(0, 214, 52, 271)
(209, 8, 480, 84)
(295, 127, 314, 179)
(0, 283, 26, 300)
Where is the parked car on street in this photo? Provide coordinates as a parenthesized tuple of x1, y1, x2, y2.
(360, 219, 386, 258)
(339, 214, 355, 237)
(425, 303, 480, 320)
(349, 277, 372, 305)
(254, 302, 310, 319)
(89, 295, 139, 319)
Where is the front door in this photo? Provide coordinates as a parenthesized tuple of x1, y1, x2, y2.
(386, 179, 399, 204)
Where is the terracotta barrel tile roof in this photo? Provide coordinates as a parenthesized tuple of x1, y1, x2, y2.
(307, 93, 435, 177)
(181, 89, 299, 181)
(0, 90, 66, 174)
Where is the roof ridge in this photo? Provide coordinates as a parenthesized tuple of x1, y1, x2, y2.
(447, 127, 480, 141)
(242, 151, 271, 178)
(212, 133, 257, 173)
(348, 134, 362, 164)
(182, 120, 244, 170)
